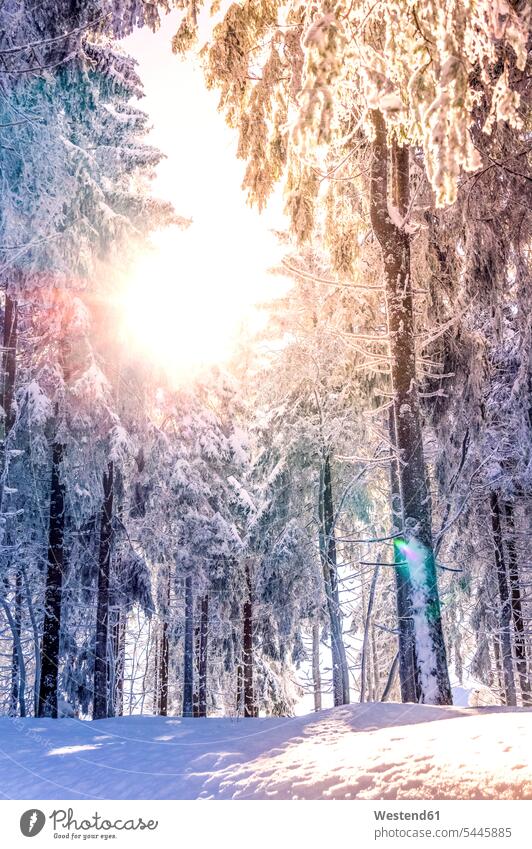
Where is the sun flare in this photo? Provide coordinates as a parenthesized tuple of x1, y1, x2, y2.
(121, 229, 233, 376)
(121, 226, 288, 380)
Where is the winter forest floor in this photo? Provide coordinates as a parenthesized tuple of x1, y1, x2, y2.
(1, 703, 531, 800)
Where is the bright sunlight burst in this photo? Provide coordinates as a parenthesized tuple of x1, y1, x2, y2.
(121, 225, 288, 380)
(119, 18, 289, 381)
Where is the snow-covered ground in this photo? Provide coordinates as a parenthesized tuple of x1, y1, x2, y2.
(1, 703, 531, 800)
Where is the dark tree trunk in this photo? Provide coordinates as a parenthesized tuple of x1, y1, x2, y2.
(489, 492, 517, 707)
(503, 501, 530, 705)
(389, 407, 421, 702)
(492, 634, 505, 702)
(159, 572, 171, 716)
(369, 111, 451, 705)
(198, 593, 209, 717)
(117, 614, 126, 716)
(243, 559, 255, 717)
(236, 664, 243, 715)
(1, 292, 18, 447)
(112, 609, 126, 717)
(360, 564, 380, 703)
(2, 292, 23, 716)
(153, 632, 159, 714)
(93, 462, 114, 720)
(193, 622, 200, 717)
(1, 574, 26, 717)
(371, 624, 380, 699)
(159, 622, 169, 716)
(318, 455, 349, 705)
(38, 441, 66, 718)
(312, 623, 322, 712)
(9, 569, 23, 716)
(182, 574, 194, 717)
(110, 495, 125, 718)
(380, 652, 400, 702)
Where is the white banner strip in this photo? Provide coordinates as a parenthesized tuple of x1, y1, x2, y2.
(2, 800, 531, 849)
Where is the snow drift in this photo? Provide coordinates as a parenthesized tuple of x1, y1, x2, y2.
(1, 703, 531, 800)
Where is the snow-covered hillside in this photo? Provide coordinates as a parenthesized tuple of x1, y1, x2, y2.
(1, 703, 531, 800)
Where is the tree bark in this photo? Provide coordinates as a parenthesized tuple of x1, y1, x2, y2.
(243, 558, 255, 716)
(360, 564, 381, 703)
(372, 624, 380, 700)
(492, 633, 504, 702)
(380, 652, 400, 702)
(93, 462, 114, 720)
(318, 455, 350, 705)
(182, 574, 194, 717)
(389, 406, 421, 702)
(2, 291, 24, 716)
(489, 492, 517, 706)
(20, 561, 40, 716)
(159, 622, 169, 716)
(113, 608, 126, 717)
(503, 501, 530, 705)
(312, 622, 322, 712)
(9, 569, 23, 716)
(193, 622, 200, 717)
(198, 593, 209, 717)
(159, 571, 171, 716)
(1, 292, 18, 450)
(38, 440, 66, 718)
(153, 632, 159, 714)
(236, 664, 243, 715)
(369, 111, 451, 705)
(110, 497, 125, 718)
(1, 586, 26, 717)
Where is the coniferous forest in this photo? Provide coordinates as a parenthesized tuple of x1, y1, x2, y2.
(0, 0, 532, 803)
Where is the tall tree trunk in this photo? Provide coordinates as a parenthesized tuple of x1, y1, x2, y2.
(38, 440, 66, 718)
(369, 111, 451, 705)
(93, 462, 114, 720)
(503, 501, 530, 705)
(9, 569, 23, 715)
(198, 593, 209, 717)
(489, 492, 517, 706)
(380, 652, 400, 702)
(236, 664, 243, 715)
(1, 291, 18, 454)
(372, 624, 380, 700)
(159, 571, 171, 716)
(182, 574, 194, 717)
(243, 558, 255, 717)
(492, 633, 505, 702)
(113, 608, 126, 717)
(360, 564, 381, 703)
(312, 623, 322, 712)
(109, 496, 124, 718)
(153, 632, 159, 714)
(318, 455, 350, 705)
(1, 584, 26, 717)
(193, 622, 200, 717)
(389, 407, 421, 702)
(2, 292, 24, 715)
(20, 562, 40, 716)
(107, 606, 118, 719)
(159, 622, 169, 716)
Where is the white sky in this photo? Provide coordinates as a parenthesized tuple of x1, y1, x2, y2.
(121, 12, 290, 380)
